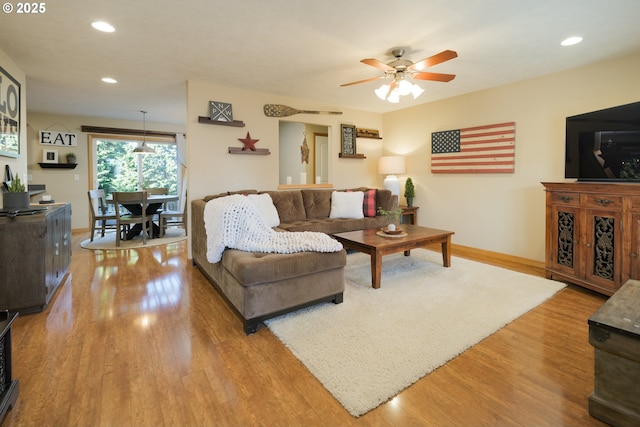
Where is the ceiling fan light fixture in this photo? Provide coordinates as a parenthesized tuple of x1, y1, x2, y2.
(343, 47, 457, 103)
(411, 84, 425, 99)
(375, 84, 390, 100)
(375, 79, 423, 102)
(397, 79, 413, 96)
(387, 89, 401, 103)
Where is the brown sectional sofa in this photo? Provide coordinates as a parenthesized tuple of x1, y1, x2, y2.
(191, 187, 397, 334)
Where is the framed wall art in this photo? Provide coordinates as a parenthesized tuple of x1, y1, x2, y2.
(340, 124, 356, 156)
(209, 101, 233, 122)
(0, 66, 21, 158)
(42, 149, 59, 163)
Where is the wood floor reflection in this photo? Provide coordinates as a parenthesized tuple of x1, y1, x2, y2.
(2, 232, 609, 427)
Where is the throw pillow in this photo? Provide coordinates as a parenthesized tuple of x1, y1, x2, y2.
(329, 191, 364, 219)
(247, 193, 280, 227)
(362, 189, 377, 217)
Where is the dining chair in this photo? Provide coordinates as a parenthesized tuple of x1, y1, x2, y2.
(159, 191, 187, 237)
(113, 191, 152, 247)
(87, 189, 117, 241)
(144, 187, 169, 220)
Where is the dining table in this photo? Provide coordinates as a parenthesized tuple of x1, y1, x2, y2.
(108, 194, 179, 240)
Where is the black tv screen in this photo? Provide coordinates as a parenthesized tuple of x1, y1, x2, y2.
(565, 101, 640, 181)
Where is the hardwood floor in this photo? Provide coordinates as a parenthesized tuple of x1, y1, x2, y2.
(2, 232, 609, 427)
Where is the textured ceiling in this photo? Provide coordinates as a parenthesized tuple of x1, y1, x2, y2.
(2, 0, 640, 125)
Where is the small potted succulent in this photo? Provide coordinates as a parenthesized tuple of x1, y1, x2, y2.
(377, 206, 403, 232)
(404, 177, 415, 207)
(66, 152, 77, 164)
(3, 175, 29, 209)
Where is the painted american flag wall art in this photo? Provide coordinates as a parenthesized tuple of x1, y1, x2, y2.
(431, 122, 516, 173)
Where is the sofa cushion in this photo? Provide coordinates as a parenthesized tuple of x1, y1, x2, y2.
(204, 189, 257, 202)
(263, 190, 306, 222)
(221, 248, 346, 287)
(301, 189, 332, 219)
(330, 191, 364, 219)
(247, 193, 280, 227)
(362, 188, 377, 217)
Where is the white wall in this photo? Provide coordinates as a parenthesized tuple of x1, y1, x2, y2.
(186, 81, 384, 202)
(383, 52, 640, 262)
(279, 121, 305, 184)
(0, 48, 27, 196)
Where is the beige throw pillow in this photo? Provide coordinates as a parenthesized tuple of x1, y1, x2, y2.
(329, 191, 364, 219)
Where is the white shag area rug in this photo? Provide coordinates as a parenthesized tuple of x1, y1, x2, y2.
(80, 228, 186, 250)
(265, 249, 566, 417)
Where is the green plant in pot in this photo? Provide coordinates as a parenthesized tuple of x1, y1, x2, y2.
(3, 175, 30, 209)
(66, 152, 77, 164)
(377, 207, 403, 231)
(404, 177, 415, 207)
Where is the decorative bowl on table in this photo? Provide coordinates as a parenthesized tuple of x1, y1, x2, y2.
(381, 227, 403, 235)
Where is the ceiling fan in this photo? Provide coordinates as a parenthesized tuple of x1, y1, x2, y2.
(341, 48, 458, 102)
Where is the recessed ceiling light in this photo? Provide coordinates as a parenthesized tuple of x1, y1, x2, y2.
(561, 36, 583, 46)
(91, 21, 115, 33)
(101, 77, 117, 84)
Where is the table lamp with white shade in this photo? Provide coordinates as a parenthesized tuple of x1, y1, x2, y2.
(378, 156, 406, 196)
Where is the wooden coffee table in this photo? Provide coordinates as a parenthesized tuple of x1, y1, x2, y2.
(333, 224, 454, 289)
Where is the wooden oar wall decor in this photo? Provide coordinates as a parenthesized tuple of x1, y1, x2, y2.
(263, 104, 342, 117)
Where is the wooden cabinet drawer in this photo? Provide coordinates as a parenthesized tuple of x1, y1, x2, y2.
(550, 191, 579, 206)
(583, 194, 622, 210)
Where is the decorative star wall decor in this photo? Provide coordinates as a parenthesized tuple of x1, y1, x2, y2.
(239, 132, 258, 151)
(229, 132, 271, 155)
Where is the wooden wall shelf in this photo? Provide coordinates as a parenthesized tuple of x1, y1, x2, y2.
(228, 147, 270, 155)
(338, 153, 366, 159)
(38, 163, 77, 169)
(356, 128, 381, 139)
(198, 116, 245, 127)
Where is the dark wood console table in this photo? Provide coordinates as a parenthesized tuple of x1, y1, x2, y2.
(0, 204, 71, 313)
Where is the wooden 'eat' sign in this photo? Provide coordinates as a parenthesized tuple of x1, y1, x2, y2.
(39, 130, 77, 146)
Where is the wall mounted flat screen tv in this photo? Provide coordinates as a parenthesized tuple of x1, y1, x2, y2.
(565, 101, 640, 181)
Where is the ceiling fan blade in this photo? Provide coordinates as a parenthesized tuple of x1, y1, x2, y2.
(340, 76, 385, 87)
(361, 58, 395, 71)
(411, 72, 456, 82)
(409, 50, 458, 71)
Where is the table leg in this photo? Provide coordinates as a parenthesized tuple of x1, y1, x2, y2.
(404, 249, 411, 256)
(442, 236, 451, 267)
(371, 251, 382, 289)
(122, 203, 162, 239)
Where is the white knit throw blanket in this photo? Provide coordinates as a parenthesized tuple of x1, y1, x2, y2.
(204, 194, 343, 263)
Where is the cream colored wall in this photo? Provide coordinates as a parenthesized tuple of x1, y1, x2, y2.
(26, 112, 184, 230)
(186, 81, 384, 201)
(0, 48, 27, 193)
(383, 52, 640, 262)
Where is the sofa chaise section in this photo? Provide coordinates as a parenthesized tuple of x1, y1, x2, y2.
(191, 187, 396, 334)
